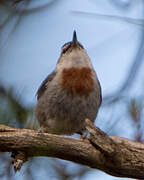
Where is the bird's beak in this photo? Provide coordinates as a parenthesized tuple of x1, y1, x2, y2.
(72, 30, 78, 47)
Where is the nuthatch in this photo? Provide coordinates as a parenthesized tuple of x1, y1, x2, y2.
(35, 31, 102, 136)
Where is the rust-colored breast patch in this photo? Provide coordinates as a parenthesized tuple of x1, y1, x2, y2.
(61, 67, 94, 96)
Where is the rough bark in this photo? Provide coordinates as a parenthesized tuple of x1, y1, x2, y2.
(0, 119, 144, 179)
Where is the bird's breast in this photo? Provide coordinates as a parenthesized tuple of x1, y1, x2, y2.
(60, 67, 94, 96)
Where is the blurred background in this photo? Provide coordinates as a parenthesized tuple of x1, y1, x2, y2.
(0, 0, 144, 179)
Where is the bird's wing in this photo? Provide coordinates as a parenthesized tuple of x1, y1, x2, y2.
(97, 79, 102, 107)
(36, 71, 56, 100)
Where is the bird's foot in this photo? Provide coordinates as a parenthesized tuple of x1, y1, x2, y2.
(77, 129, 89, 141)
(80, 131, 88, 140)
(37, 127, 45, 133)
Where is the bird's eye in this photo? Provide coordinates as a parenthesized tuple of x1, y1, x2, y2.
(62, 42, 71, 54)
(79, 43, 84, 49)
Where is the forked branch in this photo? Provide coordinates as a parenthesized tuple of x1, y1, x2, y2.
(0, 119, 144, 179)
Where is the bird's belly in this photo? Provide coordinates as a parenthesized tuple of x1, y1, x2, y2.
(35, 85, 99, 135)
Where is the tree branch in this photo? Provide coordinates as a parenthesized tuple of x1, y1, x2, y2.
(0, 120, 144, 179)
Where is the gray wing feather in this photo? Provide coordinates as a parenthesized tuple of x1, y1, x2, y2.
(97, 79, 102, 107)
(36, 71, 56, 100)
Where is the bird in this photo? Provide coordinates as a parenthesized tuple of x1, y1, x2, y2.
(35, 31, 102, 137)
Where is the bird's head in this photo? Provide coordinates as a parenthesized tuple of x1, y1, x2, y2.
(57, 31, 92, 69)
(61, 30, 84, 55)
